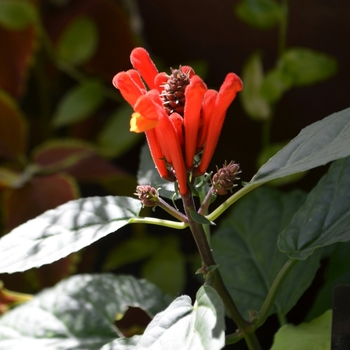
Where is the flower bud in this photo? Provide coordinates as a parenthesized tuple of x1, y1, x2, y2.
(212, 161, 241, 195)
(134, 185, 159, 207)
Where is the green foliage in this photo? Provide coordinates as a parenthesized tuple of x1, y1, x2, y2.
(56, 16, 99, 66)
(270, 310, 331, 350)
(0, 274, 171, 350)
(0, 0, 37, 30)
(0, 196, 141, 273)
(279, 156, 350, 259)
(135, 286, 225, 350)
(212, 187, 321, 318)
(251, 107, 350, 184)
(52, 80, 105, 127)
(235, 0, 284, 29)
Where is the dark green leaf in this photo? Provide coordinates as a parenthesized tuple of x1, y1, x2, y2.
(137, 143, 179, 200)
(57, 16, 98, 65)
(307, 242, 350, 321)
(240, 52, 271, 120)
(279, 156, 350, 259)
(251, 107, 350, 185)
(189, 209, 214, 225)
(0, 196, 141, 273)
(0, 274, 170, 350)
(135, 286, 225, 350)
(235, 0, 284, 29)
(98, 105, 141, 158)
(270, 310, 331, 350)
(141, 235, 186, 296)
(52, 80, 105, 128)
(280, 48, 337, 86)
(0, 1, 37, 30)
(212, 187, 321, 318)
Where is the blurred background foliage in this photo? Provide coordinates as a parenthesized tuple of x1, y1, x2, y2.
(0, 0, 348, 346)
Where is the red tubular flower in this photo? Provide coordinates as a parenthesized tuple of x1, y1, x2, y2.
(112, 47, 242, 195)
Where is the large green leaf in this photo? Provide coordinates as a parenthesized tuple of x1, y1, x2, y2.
(270, 310, 331, 350)
(57, 16, 98, 66)
(0, 274, 170, 350)
(279, 156, 350, 259)
(250, 107, 350, 185)
(211, 187, 321, 318)
(52, 80, 105, 128)
(0, 196, 141, 273)
(135, 286, 225, 350)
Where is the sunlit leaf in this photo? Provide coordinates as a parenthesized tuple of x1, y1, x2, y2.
(251, 107, 350, 185)
(240, 52, 271, 120)
(52, 80, 105, 128)
(0, 196, 141, 273)
(0, 274, 170, 350)
(135, 286, 225, 350)
(0, 0, 37, 30)
(212, 187, 321, 318)
(235, 0, 284, 29)
(98, 105, 141, 158)
(279, 156, 350, 259)
(57, 16, 98, 65)
(270, 310, 331, 350)
(280, 48, 337, 86)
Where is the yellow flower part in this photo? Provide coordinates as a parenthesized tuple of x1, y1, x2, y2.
(130, 112, 159, 133)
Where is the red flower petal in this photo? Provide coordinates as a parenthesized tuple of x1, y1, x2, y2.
(130, 47, 158, 90)
(183, 75, 207, 169)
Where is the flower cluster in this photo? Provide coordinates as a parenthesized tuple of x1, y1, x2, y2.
(113, 48, 243, 195)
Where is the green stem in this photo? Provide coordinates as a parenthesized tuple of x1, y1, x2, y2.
(207, 182, 263, 222)
(157, 197, 188, 223)
(130, 217, 187, 229)
(255, 258, 299, 328)
(181, 191, 261, 350)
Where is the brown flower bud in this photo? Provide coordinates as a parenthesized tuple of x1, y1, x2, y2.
(212, 161, 241, 195)
(134, 185, 159, 207)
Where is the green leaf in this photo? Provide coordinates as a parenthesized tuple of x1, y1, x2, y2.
(141, 236, 186, 296)
(135, 286, 225, 350)
(102, 235, 160, 271)
(57, 16, 98, 65)
(257, 142, 306, 186)
(52, 80, 105, 128)
(0, 196, 142, 273)
(279, 156, 350, 259)
(307, 242, 350, 321)
(270, 310, 331, 350)
(100, 336, 141, 350)
(189, 209, 214, 225)
(235, 0, 284, 29)
(0, 274, 170, 350)
(240, 52, 271, 120)
(137, 143, 179, 200)
(280, 48, 337, 86)
(98, 105, 141, 158)
(0, 0, 37, 30)
(260, 67, 293, 103)
(251, 107, 350, 185)
(211, 187, 321, 318)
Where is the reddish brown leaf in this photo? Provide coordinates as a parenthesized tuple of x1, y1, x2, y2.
(0, 91, 27, 160)
(0, 23, 37, 98)
(2, 173, 78, 232)
(32, 139, 126, 181)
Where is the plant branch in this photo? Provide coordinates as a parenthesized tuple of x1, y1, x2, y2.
(255, 258, 299, 328)
(182, 191, 261, 350)
(130, 217, 187, 229)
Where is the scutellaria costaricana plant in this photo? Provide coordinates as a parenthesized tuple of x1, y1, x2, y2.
(1, 45, 350, 350)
